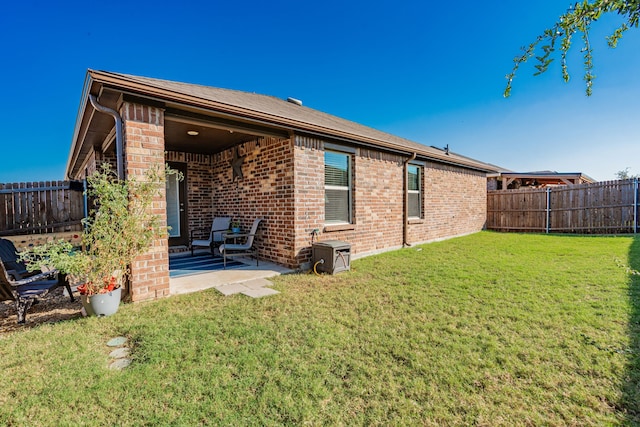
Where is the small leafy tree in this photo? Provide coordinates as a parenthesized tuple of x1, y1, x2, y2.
(505, 1, 640, 97)
(615, 167, 640, 179)
(21, 163, 179, 295)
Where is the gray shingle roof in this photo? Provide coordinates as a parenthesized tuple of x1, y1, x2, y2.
(91, 70, 499, 172)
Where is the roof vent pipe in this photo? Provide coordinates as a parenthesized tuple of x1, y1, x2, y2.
(88, 95, 124, 180)
(286, 97, 303, 106)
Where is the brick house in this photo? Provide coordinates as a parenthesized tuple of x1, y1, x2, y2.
(65, 70, 500, 301)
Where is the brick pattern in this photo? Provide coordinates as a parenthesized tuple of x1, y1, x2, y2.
(290, 136, 487, 264)
(165, 152, 215, 241)
(292, 137, 406, 260)
(292, 136, 325, 265)
(120, 102, 169, 302)
(80, 149, 116, 178)
(412, 162, 487, 243)
(208, 137, 296, 267)
(93, 116, 487, 284)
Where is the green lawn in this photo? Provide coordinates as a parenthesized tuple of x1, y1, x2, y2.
(1, 232, 639, 425)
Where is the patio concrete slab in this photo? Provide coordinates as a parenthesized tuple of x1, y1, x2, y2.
(170, 257, 292, 296)
(241, 287, 280, 298)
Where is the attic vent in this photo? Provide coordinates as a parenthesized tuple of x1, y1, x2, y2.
(286, 97, 303, 106)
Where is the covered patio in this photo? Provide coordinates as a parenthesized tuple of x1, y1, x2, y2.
(168, 250, 292, 297)
(67, 70, 299, 301)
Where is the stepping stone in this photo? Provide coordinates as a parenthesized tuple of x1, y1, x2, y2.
(215, 283, 249, 296)
(242, 287, 280, 298)
(107, 337, 128, 347)
(242, 278, 274, 289)
(109, 358, 132, 370)
(109, 347, 131, 359)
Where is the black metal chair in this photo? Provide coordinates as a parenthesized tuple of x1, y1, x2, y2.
(0, 238, 75, 324)
(0, 238, 37, 280)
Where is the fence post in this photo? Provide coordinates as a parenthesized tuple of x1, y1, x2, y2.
(546, 187, 551, 234)
(634, 177, 638, 234)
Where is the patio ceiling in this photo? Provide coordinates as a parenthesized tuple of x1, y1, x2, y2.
(164, 109, 288, 155)
(67, 84, 290, 178)
(165, 117, 258, 155)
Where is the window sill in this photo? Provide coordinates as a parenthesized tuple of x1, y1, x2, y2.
(323, 223, 356, 232)
(408, 218, 424, 225)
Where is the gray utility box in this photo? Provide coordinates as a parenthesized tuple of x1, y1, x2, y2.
(312, 240, 351, 274)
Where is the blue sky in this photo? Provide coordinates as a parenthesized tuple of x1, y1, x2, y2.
(1, 0, 638, 183)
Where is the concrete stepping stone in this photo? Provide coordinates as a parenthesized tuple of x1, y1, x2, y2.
(109, 347, 131, 359)
(242, 287, 280, 298)
(215, 283, 250, 296)
(109, 358, 132, 370)
(107, 337, 128, 347)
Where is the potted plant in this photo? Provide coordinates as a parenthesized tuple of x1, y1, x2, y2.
(20, 163, 177, 316)
(230, 219, 241, 234)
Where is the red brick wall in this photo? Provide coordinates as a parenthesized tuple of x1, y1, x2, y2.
(292, 137, 325, 265)
(121, 102, 170, 302)
(164, 133, 486, 272)
(210, 137, 296, 267)
(292, 137, 405, 260)
(291, 135, 487, 265)
(410, 162, 487, 244)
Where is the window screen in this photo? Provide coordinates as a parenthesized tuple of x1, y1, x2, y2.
(408, 165, 422, 218)
(325, 151, 351, 223)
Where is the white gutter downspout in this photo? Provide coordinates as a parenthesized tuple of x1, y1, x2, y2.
(88, 95, 124, 180)
(403, 152, 417, 247)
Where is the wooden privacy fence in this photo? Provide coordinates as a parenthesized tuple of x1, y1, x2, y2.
(487, 179, 639, 234)
(0, 181, 85, 236)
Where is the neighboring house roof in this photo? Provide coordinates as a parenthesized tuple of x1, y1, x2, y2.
(67, 70, 501, 178)
(495, 171, 597, 186)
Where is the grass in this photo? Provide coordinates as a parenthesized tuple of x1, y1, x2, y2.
(1, 231, 639, 425)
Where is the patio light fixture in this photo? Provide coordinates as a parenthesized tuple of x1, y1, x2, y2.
(187, 130, 199, 136)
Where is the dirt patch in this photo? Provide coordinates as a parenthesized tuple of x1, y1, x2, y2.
(0, 288, 83, 335)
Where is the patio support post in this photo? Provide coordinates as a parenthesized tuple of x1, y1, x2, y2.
(120, 101, 170, 301)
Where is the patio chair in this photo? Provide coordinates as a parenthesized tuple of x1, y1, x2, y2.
(190, 217, 232, 256)
(0, 238, 39, 280)
(219, 218, 263, 268)
(0, 259, 75, 324)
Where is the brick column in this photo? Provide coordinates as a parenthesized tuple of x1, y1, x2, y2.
(120, 102, 170, 301)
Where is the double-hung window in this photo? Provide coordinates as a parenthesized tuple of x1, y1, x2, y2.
(408, 164, 422, 219)
(324, 150, 351, 224)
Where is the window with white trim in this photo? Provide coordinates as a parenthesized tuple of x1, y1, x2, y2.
(324, 150, 352, 224)
(408, 164, 422, 218)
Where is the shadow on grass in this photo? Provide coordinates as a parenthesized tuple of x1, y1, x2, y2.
(623, 235, 640, 422)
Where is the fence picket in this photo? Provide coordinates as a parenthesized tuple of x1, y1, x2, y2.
(0, 181, 84, 236)
(487, 179, 638, 234)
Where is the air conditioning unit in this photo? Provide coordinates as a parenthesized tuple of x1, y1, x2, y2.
(312, 240, 351, 274)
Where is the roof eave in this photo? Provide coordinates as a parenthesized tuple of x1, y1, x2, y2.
(85, 70, 499, 173)
(65, 71, 93, 180)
